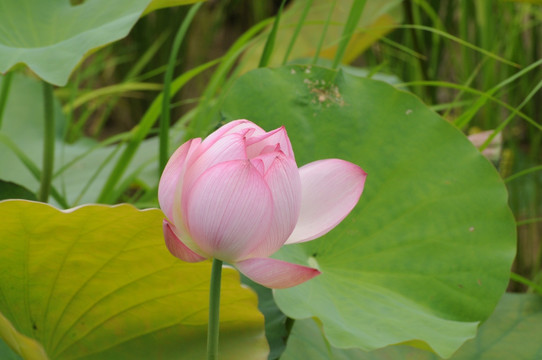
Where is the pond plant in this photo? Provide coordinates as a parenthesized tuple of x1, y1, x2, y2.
(0, 1, 540, 359)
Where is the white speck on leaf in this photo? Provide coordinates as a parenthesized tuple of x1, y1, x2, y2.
(308, 256, 320, 270)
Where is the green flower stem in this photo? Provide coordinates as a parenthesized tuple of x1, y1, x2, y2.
(0, 71, 14, 130)
(207, 258, 223, 360)
(39, 82, 55, 203)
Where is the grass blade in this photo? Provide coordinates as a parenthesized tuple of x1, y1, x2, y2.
(160, 2, 203, 174)
(259, 0, 287, 68)
(332, 0, 367, 69)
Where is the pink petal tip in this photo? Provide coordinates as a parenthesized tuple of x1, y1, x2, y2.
(163, 219, 207, 262)
(235, 257, 320, 289)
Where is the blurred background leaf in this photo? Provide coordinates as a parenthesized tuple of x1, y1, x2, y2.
(0, 0, 205, 86)
(0, 0, 150, 85)
(239, 0, 403, 72)
(0, 180, 37, 201)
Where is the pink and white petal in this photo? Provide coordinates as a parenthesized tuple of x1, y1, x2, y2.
(163, 219, 207, 262)
(251, 145, 281, 173)
(250, 158, 265, 176)
(286, 159, 366, 244)
(235, 257, 320, 289)
(181, 132, 249, 204)
(246, 126, 295, 159)
(175, 132, 255, 253)
(249, 153, 301, 258)
(158, 138, 202, 220)
(184, 160, 273, 262)
(201, 120, 265, 152)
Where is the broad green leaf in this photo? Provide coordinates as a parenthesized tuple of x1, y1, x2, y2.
(281, 318, 367, 360)
(239, 0, 402, 72)
(220, 65, 516, 358)
(0, 200, 268, 359)
(0, 0, 150, 86)
(241, 276, 289, 360)
(282, 294, 542, 359)
(0, 180, 36, 201)
(293, 58, 403, 85)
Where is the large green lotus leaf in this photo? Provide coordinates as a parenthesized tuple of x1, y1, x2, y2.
(0, 0, 154, 85)
(220, 65, 516, 358)
(0, 200, 268, 359)
(282, 293, 542, 359)
(0, 74, 161, 207)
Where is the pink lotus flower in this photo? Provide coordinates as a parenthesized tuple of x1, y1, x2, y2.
(159, 120, 366, 288)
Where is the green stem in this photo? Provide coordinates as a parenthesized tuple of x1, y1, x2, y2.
(0, 72, 14, 130)
(510, 272, 542, 295)
(207, 258, 223, 360)
(160, 2, 203, 175)
(39, 82, 55, 203)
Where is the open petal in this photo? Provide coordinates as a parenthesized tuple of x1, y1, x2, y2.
(158, 138, 201, 220)
(249, 152, 301, 258)
(184, 160, 273, 262)
(286, 159, 366, 244)
(235, 257, 320, 289)
(163, 219, 207, 262)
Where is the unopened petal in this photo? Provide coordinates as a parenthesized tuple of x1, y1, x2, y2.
(185, 160, 273, 262)
(181, 132, 249, 201)
(201, 120, 265, 152)
(158, 138, 201, 220)
(235, 257, 320, 289)
(163, 219, 207, 262)
(249, 152, 301, 258)
(286, 159, 366, 244)
(246, 126, 294, 159)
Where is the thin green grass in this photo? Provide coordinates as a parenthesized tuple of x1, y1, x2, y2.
(160, 2, 203, 174)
